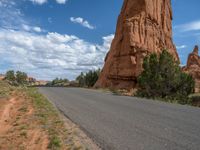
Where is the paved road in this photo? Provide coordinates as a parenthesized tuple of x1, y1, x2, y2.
(38, 87, 200, 150)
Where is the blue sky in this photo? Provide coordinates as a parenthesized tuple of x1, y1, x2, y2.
(172, 0, 200, 65)
(0, 0, 199, 80)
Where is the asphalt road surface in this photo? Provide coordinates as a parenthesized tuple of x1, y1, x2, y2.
(38, 87, 200, 150)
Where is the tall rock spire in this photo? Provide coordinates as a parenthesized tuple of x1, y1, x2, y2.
(183, 45, 200, 93)
(95, 0, 179, 89)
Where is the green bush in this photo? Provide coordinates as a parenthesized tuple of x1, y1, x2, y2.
(16, 71, 28, 84)
(188, 94, 200, 107)
(5, 70, 28, 85)
(5, 70, 15, 82)
(48, 135, 61, 149)
(76, 69, 101, 87)
(76, 72, 85, 87)
(137, 50, 195, 103)
(47, 78, 69, 86)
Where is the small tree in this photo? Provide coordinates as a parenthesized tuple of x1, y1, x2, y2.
(5, 70, 15, 82)
(47, 78, 69, 86)
(76, 69, 101, 87)
(137, 50, 195, 103)
(51, 78, 59, 86)
(76, 72, 85, 87)
(16, 71, 28, 84)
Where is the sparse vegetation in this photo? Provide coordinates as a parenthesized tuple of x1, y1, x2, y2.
(137, 50, 195, 104)
(0, 80, 88, 149)
(5, 70, 28, 85)
(16, 71, 28, 84)
(0, 81, 48, 149)
(0, 80, 14, 98)
(48, 135, 62, 149)
(76, 69, 101, 87)
(47, 78, 70, 86)
(27, 87, 87, 149)
(5, 70, 15, 82)
(188, 93, 200, 107)
(27, 88, 64, 149)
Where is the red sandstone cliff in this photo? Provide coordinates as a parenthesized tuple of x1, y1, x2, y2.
(95, 0, 179, 89)
(183, 46, 200, 93)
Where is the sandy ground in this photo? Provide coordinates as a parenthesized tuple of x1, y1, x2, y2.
(0, 89, 100, 150)
(0, 94, 49, 150)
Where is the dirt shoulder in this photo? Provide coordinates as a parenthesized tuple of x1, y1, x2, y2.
(0, 83, 48, 150)
(0, 81, 100, 150)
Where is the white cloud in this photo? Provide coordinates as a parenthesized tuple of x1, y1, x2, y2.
(0, 29, 113, 80)
(97, 34, 114, 52)
(55, 0, 67, 4)
(0, 0, 113, 80)
(30, 0, 47, 5)
(0, 0, 16, 7)
(176, 45, 187, 49)
(70, 17, 95, 30)
(29, 0, 67, 5)
(0, 0, 26, 30)
(33, 26, 42, 32)
(175, 20, 200, 32)
(22, 24, 44, 33)
(22, 24, 31, 31)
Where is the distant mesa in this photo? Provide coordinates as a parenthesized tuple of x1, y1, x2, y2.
(183, 45, 200, 93)
(27, 77, 48, 86)
(25, 76, 48, 86)
(95, 0, 179, 89)
(0, 74, 48, 86)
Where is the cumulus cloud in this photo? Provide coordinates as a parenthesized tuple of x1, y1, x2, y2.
(55, 0, 67, 4)
(176, 45, 187, 49)
(0, 29, 113, 80)
(33, 26, 42, 32)
(0, 0, 113, 80)
(175, 20, 200, 32)
(22, 24, 44, 33)
(30, 0, 47, 5)
(97, 34, 114, 52)
(29, 0, 67, 5)
(70, 17, 95, 30)
(0, 0, 16, 7)
(0, 0, 26, 30)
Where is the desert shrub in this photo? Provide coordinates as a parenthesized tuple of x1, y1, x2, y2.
(137, 50, 195, 103)
(5, 70, 28, 85)
(76, 72, 85, 87)
(47, 78, 69, 86)
(188, 94, 200, 107)
(76, 69, 101, 87)
(16, 71, 28, 84)
(5, 70, 15, 82)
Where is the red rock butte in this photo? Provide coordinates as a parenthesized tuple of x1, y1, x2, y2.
(95, 0, 179, 89)
(183, 46, 200, 93)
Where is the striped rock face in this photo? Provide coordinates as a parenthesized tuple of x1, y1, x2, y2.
(95, 0, 179, 89)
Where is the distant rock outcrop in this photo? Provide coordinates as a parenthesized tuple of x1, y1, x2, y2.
(95, 0, 179, 89)
(183, 45, 200, 93)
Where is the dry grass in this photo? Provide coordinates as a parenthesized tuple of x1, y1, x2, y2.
(0, 81, 90, 150)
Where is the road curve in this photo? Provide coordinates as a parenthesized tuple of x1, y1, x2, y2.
(38, 87, 200, 150)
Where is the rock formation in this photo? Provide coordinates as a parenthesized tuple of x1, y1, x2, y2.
(183, 46, 200, 93)
(95, 0, 179, 89)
